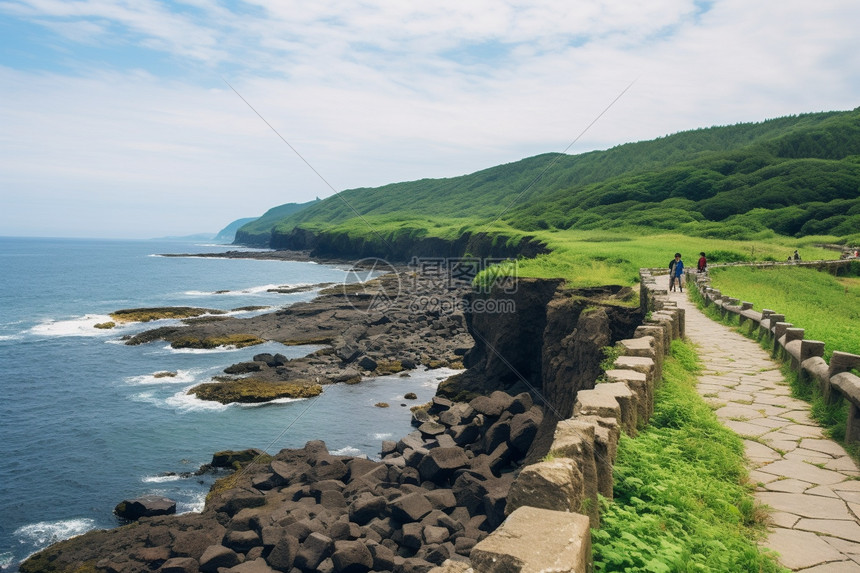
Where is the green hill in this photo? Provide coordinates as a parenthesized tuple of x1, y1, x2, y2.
(229, 108, 860, 283)
(234, 199, 321, 246)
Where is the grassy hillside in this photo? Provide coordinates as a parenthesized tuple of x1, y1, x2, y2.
(234, 198, 320, 246)
(236, 109, 860, 284)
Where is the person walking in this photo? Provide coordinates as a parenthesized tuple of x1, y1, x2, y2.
(669, 255, 678, 291)
(697, 252, 707, 273)
(672, 253, 685, 292)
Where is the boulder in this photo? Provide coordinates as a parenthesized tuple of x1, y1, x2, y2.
(222, 558, 276, 573)
(369, 542, 397, 571)
(349, 493, 388, 524)
(510, 408, 542, 449)
(211, 448, 266, 468)
(295, 532, 334, 571)
(390, 492, 434, 522)
(331, 540, 374, 573)
(469, 392, 513, 418)
(114, 495, 176, 521)
(159, 557, 198, 573)
(199, 545, 241, 573)
(417, 448, 469, 484)
(267, 535, 300, 571)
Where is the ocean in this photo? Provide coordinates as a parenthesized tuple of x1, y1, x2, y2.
(0, 237, 453, 570)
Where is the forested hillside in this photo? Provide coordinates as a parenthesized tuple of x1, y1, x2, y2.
(235, 109, 860, 250)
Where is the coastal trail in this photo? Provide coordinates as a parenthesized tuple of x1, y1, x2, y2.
(658, 273, 860, 572)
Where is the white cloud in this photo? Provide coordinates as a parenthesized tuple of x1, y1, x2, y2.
(0, 0, 858, 238)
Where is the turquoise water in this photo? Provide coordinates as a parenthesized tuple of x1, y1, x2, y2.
(0, 237, 451, 570)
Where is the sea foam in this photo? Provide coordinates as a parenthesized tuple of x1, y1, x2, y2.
(14, 517, 97, 547)
(28, 314, 120, 338)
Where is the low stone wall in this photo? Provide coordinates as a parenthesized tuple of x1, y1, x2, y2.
(432, 270, 685, 572)
(690, 271, 860, 444)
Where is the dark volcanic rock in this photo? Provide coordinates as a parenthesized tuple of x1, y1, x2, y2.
(199, 545, 241, 572)
(114, 495, 176, 521)
(331, 540, 374, 573)
(390, 492, 433, 523)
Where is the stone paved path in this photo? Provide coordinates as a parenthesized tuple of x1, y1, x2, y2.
(660, 274, 860, 572)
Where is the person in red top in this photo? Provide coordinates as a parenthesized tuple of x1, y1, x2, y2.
(697, 252, 707, 273)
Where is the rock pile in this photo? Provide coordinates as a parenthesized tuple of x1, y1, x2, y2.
(22, 391, 543, 573)
(201, 391, 543, 572)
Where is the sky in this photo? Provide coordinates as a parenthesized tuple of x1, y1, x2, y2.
(1, 1, 859, 239)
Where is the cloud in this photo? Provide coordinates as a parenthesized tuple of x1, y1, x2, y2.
(1, 0, 859, 238)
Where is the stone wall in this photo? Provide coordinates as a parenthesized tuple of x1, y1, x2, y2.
(690, 270, 860, 444)
(431, 270, 685, 573)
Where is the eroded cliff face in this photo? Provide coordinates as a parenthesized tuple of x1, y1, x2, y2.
(438, 278, 643, 459)
(270, 227, 551, 262)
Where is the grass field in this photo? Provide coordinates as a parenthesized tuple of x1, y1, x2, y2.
(707, 264, 860, 359)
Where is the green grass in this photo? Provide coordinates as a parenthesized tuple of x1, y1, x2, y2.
(707, 264, 860, 359)
(592, 339, 786, 573)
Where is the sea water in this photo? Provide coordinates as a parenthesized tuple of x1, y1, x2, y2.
(0, 237, 453, 570)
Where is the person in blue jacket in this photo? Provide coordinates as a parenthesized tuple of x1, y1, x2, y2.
(671, 252, 684, 292)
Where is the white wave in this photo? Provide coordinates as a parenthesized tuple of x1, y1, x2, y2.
(0, 551, 13, 568)
(178, 491, 207, 514)
(237, 396, 307, 408)
(165, 344, 245, 354)
(163, 388, 229, 412)
(125, 369, 199, 386)
(373, 432, 393, 440)
(14, 518, 97, 546)
(184, 283, 315, 297)
(331, 446, 362, 457)
(0, 333, 22, 342)
(142, 474, 183, 483)
(28, 314, 121, 337)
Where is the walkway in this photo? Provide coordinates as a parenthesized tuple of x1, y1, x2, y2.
(660, 274, 860, 572)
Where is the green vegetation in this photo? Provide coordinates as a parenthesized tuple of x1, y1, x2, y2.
(188, 378, 323, 404)
(171, 333, 266, 349)
(592, 339, 785, 572)
(233, 198, 320, 245)
(707, 263, 860, 359)
(229, 108, 860, 287)
(110, 307, 226, 323)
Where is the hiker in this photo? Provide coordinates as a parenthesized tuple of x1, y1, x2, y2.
(670, 253, 684, 292)
(697, 252, 707, 273)
(793, 250, 801, 261)
(669, 255, 677, 291)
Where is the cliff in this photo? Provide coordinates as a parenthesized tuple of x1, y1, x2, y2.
(270, 227, 550, 262)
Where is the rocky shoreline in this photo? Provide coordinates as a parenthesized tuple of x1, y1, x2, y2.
(121, 259, 474, 404)
(18, 250, 647, 572)
(21, 391, 542, 573)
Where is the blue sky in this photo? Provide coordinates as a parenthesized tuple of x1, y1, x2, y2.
(1, 0, 859, 239)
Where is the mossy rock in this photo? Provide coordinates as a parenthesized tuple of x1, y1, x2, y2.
(404, 392, 418, 400)
(110, 306, 226, 323)
(375, 402, 390, 408)
(153, 371, 177, 378)
(171, 334, 266, 349)
(375, 360, 404, 375)
(93, 321, 115, 329)
(188, 378, 323, 404)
